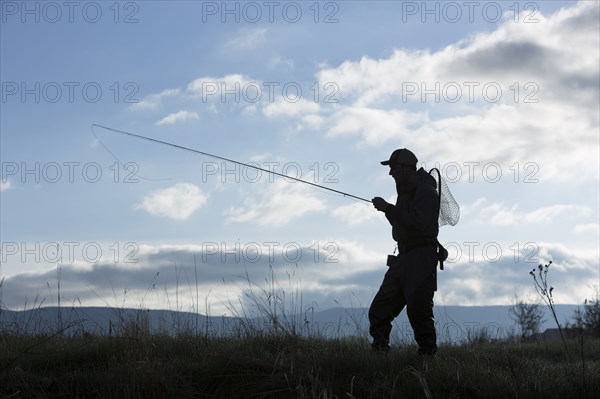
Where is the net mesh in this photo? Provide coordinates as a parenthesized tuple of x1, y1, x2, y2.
(430, 168, 460, 227)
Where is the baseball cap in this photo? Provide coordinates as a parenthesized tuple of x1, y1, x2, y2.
(380, 148, 418, 166)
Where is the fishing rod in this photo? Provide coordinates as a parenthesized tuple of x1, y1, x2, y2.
(91, 124, 372, 203)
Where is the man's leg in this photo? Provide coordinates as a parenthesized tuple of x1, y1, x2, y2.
(368, 273, 406, 350)
(406, 273, 437, 355)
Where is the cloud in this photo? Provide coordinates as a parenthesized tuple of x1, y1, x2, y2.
(523, 204, 593, 224)
(2, 239, 596, 312)
(263, 98, 320, 119)
(325, 107, 426, 145)
(309, 1, 599, 181)
(0, 240, 380, 313)
(226, 27, 267, 49)
(187, 74, 253, 101)
(460, 197, 488, 218)
(471, 199, 593, 226)
(249, 152, 274, 162)
(155, 110, 199, 126)
(267, 55, 295, 70)
(262, 98, 322, 128)
(129, 88, 181, 111)
(0, 180, 11, 192)
(331, 202, 376, 225)
(574, 223, 600, 234)
(134, 183, 208, 220)
(185, 74, 325, 129)
(224, 179, 326, 226)
(317, 2, 598, 107)
(438, 241, 598, 305)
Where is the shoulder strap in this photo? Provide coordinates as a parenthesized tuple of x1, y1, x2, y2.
(430, 168, 446, 271)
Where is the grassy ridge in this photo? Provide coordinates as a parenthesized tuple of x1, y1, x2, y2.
(1, 333, 598, 398)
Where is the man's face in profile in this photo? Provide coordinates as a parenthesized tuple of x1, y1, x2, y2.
(389, 163, 411, 187)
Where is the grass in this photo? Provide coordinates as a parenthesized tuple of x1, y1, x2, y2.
(1, 331, 599, 398)
(2, 263, 598, 397)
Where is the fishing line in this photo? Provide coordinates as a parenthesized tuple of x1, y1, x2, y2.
(90, 124, 172, 182)
(91, 124, 371, 203)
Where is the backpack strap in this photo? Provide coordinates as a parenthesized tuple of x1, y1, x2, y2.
(430, 168, 448, 271)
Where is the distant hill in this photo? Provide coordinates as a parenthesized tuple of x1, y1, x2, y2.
(0, 305, 578, 344)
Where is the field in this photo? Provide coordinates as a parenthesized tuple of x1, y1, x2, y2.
(1, 265, 597, 398)
(1, 329, 598, 398)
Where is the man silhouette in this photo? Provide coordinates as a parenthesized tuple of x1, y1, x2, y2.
(370, 148, 439, 355)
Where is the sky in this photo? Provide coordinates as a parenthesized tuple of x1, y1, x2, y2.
(1, 0, 599, 318)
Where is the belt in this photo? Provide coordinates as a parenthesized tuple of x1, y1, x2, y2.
(397, 242, 437, 254)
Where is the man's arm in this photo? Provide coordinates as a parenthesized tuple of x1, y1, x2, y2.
(383, 187, 438, 235)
